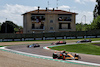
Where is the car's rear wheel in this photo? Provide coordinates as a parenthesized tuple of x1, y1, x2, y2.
(63, 56, 65, 60)
(27, 45, 29, 48)
(53, 53, 58, 59)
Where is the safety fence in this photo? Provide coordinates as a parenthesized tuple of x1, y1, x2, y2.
(0, 30, 100, 41)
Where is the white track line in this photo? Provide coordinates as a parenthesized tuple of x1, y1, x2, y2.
(1, 47, 52, 59)
(67, 60, 100, 66)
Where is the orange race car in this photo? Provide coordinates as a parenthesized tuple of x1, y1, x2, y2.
(52, 51, 81, 60)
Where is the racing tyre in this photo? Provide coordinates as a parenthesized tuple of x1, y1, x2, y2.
(63, 56, 66, 60)
(75, 59, 78, 60)
(27, 45, 29, 48)
(53, 53, 58, 59)
(63, 56, 65, 60)
(34, 46, 36, 48)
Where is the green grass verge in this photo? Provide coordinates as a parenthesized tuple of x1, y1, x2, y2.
(0, 46, 3, 47)
(49, 43, 100, 55)
(90, 38, 100, 41)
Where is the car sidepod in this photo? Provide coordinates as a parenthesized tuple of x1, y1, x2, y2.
(65, 54, 74, 60)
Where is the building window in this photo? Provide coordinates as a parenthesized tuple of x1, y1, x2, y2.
(58, 14, 72, 21)
(31, 14, 45, 21)
(50, 27, 53, 30)
(62, 24, 68, 29)
(32, 24, 35, 29)
(59, 23, 62, 29)
(58, 17, 71, 21)
(59, 23, 71, 29)
(31, 16, 35, 21)
(58, 17, 62, 21)
(68, 23, 71, 29)
(50, 20, 53, 23)
(40, 24, 44, 29)
(41, 16, 45, 20)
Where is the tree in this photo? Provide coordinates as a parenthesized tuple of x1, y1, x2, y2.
(14, 26, 23, 32)
(1, 21, 19, 33)
(76, 23, 82, 31)
(93, 5, 98, 19)
(82, 24, 92, 31)
(93, 0, 100, 19)
(76, 23, 92, 31)
(0, 22, 1, 32)
(91, 15, 100, 30)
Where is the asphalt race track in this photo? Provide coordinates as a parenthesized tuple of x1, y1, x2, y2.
(6, 43, 100, 65)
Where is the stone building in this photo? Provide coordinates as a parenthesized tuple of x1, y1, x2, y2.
(22, 8, 77, 33)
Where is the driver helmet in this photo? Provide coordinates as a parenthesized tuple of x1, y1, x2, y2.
(76, 53, 79, 55)
(63, 51, 66, 53)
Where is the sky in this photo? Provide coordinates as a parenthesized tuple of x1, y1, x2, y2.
(0, 0, 96, 26)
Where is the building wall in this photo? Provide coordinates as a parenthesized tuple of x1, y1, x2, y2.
(27, 13, 32, 33)
(45, 14, 58, 32)
(23, 14, 27, 33)
(23, 12, 76, 33)
(23, 13, 33, 33)
(71, 14, 76, 31)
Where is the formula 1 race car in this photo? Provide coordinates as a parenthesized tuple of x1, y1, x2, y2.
(52, 51, 81, 60)
(51, 41, 66, 45)
(76, 39, 92, 43)
(27, 43, 40, 48)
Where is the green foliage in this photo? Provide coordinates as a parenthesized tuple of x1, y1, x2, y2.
(14, 28, 19, 31)
(76, 23, 82, 31)
(76, 23, 92, 31)
(74, 1, 100, 30)
(5, 21, 19, 28)
(14, 26, 23, 32)
(19, 26, 23, 29)
(1, 21, 15, 33)
(91, 15, 100, 30)
(0, 22, 1, 31)
(0, 21, 23, 33)
(93, 0, 100, 19)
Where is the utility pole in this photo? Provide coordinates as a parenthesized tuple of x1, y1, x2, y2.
(5, 18, 7, 33)
(81, 15, 86, 28)
(81, 15, 86, 39)
(48, 1, 49, 9)
(56, 0, 59, 9)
